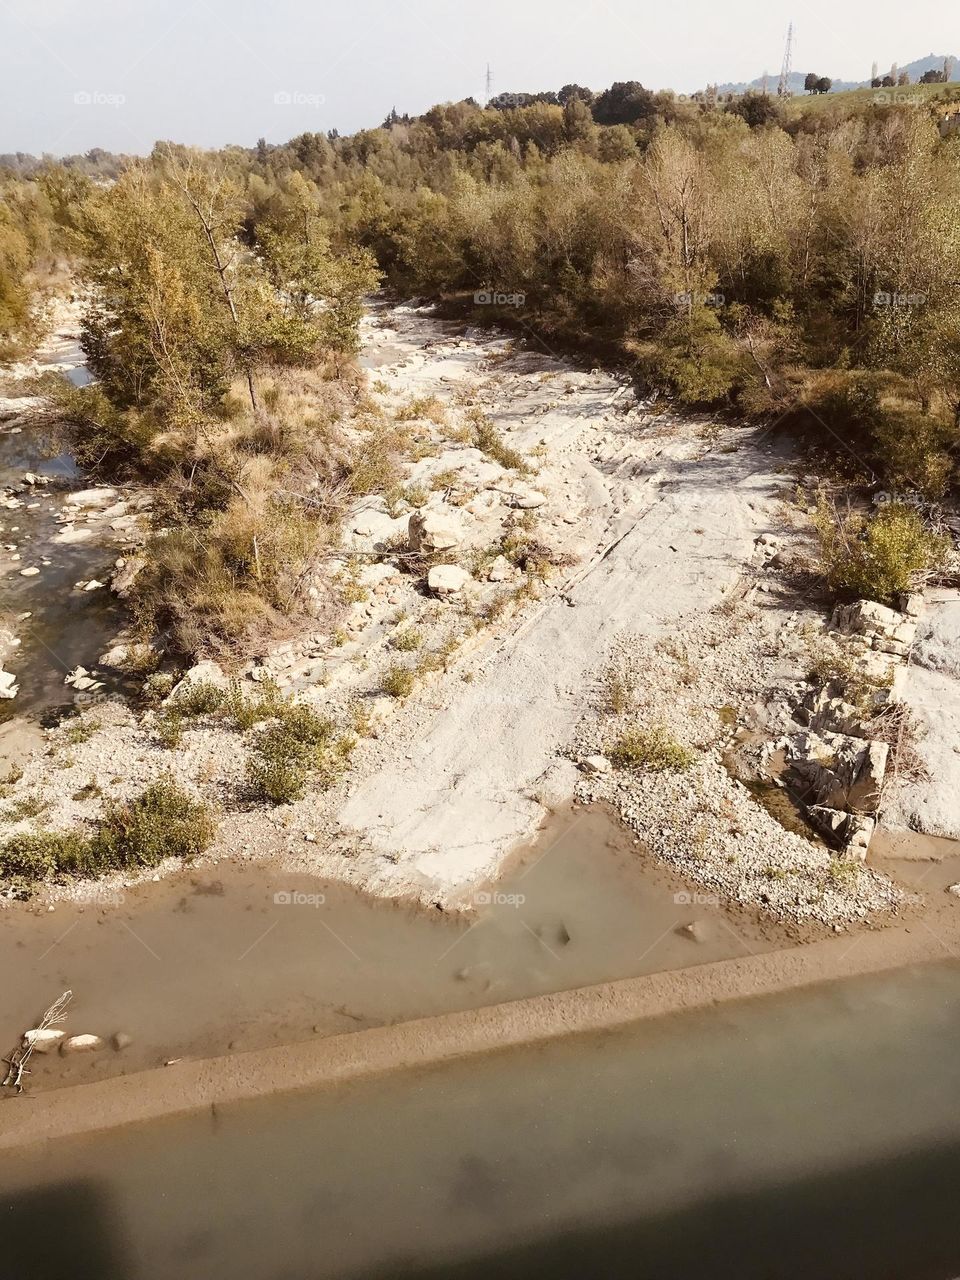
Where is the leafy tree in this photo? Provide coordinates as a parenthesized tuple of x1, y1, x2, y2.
(592, 81, 655, 126)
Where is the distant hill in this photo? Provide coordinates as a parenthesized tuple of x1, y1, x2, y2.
(714, 52, 958, 96)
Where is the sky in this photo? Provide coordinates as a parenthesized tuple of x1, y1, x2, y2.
(0, 0, 956, 155)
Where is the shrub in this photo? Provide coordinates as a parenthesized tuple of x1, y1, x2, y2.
(154, 711, 185, 749)
(223, 677, 284, 729)
(171, 679, 227, 717)
(245, 706, 341, 804)
(815, 498, 949, 604)
(0, 779, 213, 894)
(382, 663, 416, 699)
(92, 778, 215, 870)
(390, 627, 423, 652)
(608, 724, 696, 772)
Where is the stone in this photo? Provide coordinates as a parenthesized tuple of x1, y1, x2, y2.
(82, 579, 105, 592)
(581, 755, 611, 775)
(60, 1033, 105, 1055)
(0, 667, 18, 700)
(899, 592, 925, 618)
(18, 566, 40, 577)
(63, 487, 118, 508)
(948, 884, 960, 899)
(112, 1032, 133, 1051)
(487, 555, 514, 583)
(22, 1028, 64, 1053)
(797, 687, 861, 736)
(408, 509, 462, 553)
(503, 485, 546, 510)
(98, 641, 155, 670)
(428, 564, 471, 596)
(787, 731, 888, 815)
(168, 660, 229, 702)
(111, 554, 146, 597)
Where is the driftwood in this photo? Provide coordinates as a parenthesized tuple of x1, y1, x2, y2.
(2, 990, 72, 1094)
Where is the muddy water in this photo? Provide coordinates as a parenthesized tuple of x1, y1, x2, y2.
(0, 808, 776, 1091)
(3, 961, 960, 1279)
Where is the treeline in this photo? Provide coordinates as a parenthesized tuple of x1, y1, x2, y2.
(4, 78, 960, 653)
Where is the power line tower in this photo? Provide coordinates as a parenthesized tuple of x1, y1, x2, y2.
(871, 60, 878, 84)
(777, 22, 794, 97)
(761, 70, 770, 96)
(484, 63, 494, 106)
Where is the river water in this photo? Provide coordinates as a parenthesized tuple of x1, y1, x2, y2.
(0, 323, 123, 726)
(2, 960, 960, 1279)
(0, 807, 778, 1091)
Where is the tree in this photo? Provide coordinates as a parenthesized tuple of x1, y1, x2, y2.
(897, 71, 910, 86)
(804, 72, 819, 93)
(558, 84, 594, 106)
(816, 77, 833, 94)
(592, 81, 655, 126)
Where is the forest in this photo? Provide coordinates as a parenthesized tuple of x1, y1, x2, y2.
(2, 78, 960, 649)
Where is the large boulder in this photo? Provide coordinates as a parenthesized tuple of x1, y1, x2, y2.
(168, 660, 229, 702)
(832, 599, 916, 656)
(787, 731, 888, 815)
(0, 666, 18, 700)
(408, 509, 462, 554)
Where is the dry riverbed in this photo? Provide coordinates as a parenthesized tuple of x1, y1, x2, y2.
(2, 298, 960, 1097)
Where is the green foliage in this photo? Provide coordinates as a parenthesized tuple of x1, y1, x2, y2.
(382, 663, 416, 699)
(608, 724, 697, 772)
(245, 701, 344, 804)
(0, 778, 214, 894)
(93, 777, 215, 870)
(815, 499, 950, 603)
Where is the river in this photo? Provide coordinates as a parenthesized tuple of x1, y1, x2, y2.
(2, 960, 960, 1279)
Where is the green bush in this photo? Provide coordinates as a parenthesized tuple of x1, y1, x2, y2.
(245, 706, 342, 804)
(382, 663, 416, 699)
(172, 679, 227, 716)
(608, 724, 696, 772)
(815, 498, 949, 604)
(92, 778, 215, 869)
(0, 778, 214, 894)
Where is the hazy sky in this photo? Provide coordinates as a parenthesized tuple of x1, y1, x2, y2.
(1, 0, 955, 155)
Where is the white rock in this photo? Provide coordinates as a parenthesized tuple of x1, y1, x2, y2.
(581, 755, 611, 775)
(428, 565, 471, 596)
(487, 555, 514, 583)
(22, 1028, 64, 1053)
(18, 566, 40, 577)
(63, 487, 118, 508)
(504, 485, 546, 509)
(409, 509, 462, 553)
(168, 660, 229, 702)
(82, 579, 104, 592)
(60, 1033, 105, 1055)
(0, 667, 18, 700)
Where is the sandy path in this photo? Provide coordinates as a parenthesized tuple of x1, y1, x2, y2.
(341, 308, 786, 892)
